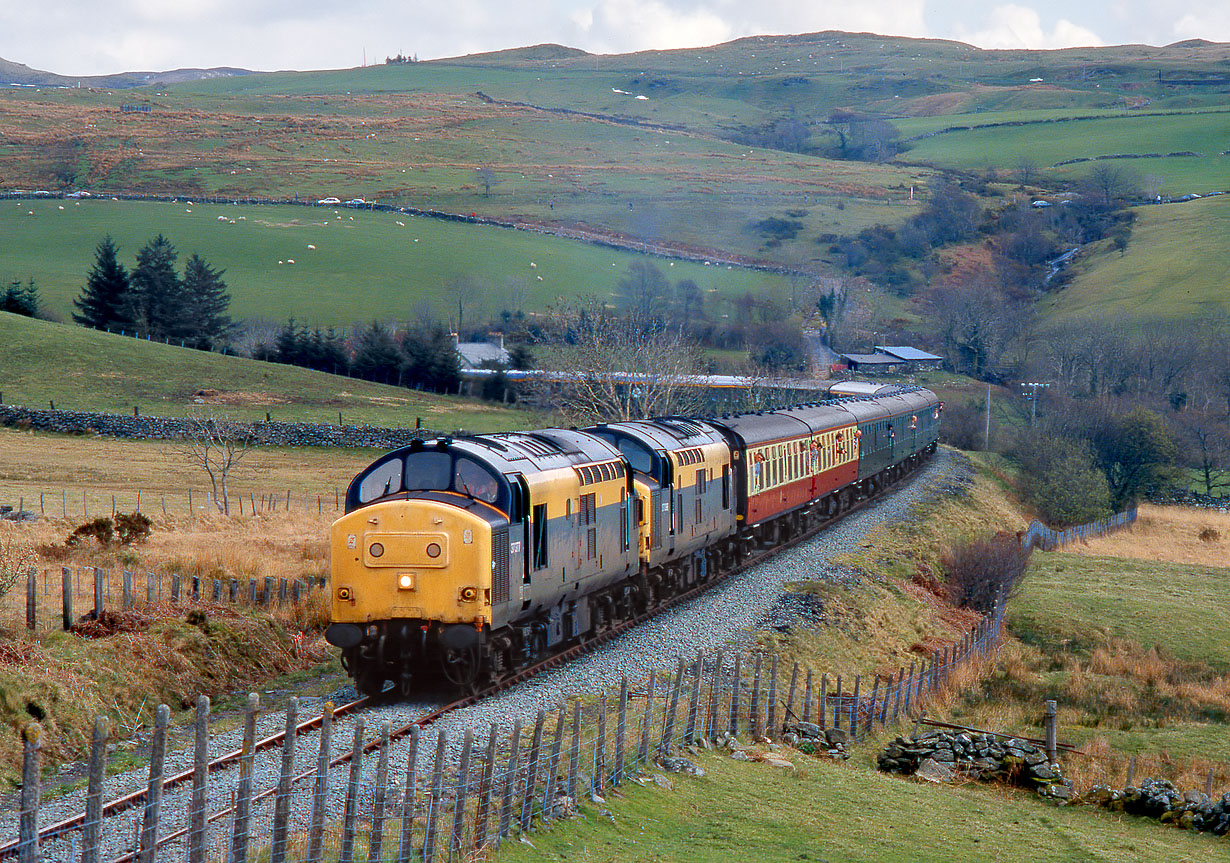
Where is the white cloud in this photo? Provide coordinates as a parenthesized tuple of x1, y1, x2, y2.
(952, 4, 1104, 50)
(1173, 8, 1230, 43)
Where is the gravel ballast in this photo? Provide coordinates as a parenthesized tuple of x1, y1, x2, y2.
(4, 448, 966, 861)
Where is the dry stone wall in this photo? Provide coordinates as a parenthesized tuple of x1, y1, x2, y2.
(0, 405, 436, 450)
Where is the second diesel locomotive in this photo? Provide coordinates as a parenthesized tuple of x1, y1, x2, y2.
(326, 383, 941, 695)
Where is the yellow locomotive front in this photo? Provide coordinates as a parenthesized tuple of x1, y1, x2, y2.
(326, 439, 513, 695)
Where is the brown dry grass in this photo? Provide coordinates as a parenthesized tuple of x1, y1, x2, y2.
(0, 427, 373, 518)
(0, 508, 333, 621)
(1065, 503, 1230, 568)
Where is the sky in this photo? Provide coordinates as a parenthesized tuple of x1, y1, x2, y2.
(2, 1, 1228, 77)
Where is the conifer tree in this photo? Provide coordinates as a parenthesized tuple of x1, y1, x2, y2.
(129, 234, 186, 340)
(181, 253, 233, 349)
(72, 236, 132, 330)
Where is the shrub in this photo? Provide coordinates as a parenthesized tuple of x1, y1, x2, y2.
(1014, 433, 1111, 527)
(0, 532, 36, 600)
(66, 517, 114, 547)
(1198, 526, 1221, 543)
(942, 533, 1032, 613)
(115, 512, 153, 545)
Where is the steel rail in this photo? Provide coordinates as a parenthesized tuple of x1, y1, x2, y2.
(9, 453, 932, 860)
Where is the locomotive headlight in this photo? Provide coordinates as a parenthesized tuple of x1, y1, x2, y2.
(369, 542, 385, 558)
(425, 542, 442, 558)
(460, 586, 478, 602)
(398, 573, 415, 590)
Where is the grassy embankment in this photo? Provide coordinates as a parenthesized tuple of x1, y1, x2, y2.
(0, 311, 535, 429)
(485, 457, 1229, 861)
(0, 199, 801, 326)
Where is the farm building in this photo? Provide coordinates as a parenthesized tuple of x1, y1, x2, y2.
(455, 336, 511, 369)
(875, 346, 944, 371)
(839, 345, 944, 374)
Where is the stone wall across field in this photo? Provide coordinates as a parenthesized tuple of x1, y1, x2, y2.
(0, 404, 437, 450)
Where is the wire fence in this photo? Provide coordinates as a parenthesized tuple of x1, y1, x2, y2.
(3, 565, 326, 633)
(1019, 507, 1137, 551)
(10, 603, 1005, 863)
(2, 486, 344, 523)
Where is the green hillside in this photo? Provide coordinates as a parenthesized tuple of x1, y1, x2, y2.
(0, 199, 798, 326)
(0, 312, 534, 430)
(1042, 194, 1230, 320)
(898, 108, 1230, 193)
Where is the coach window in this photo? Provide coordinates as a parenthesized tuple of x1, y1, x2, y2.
(721, 464, 730, 509)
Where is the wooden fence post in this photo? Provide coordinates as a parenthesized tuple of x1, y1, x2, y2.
(229, 578, 238, 603)
(904, 661, 916, 715)
(766, 654, 779, 739)
(306, 701, 334, 863)
(396, 725, 420, 863)
(833, 675, 842, 732)
(18, 723, 41, 863)
(594, 694, 607, 791)
(891, 668, 904, 723)
(1044, 700, 1058, 765)
(706, 652, 723, 740)
(170, 573, 181, 604)
(292, 579, 303, 604)
(851, 675, 861, 740)
(81, 716, 109, 863)
(369, 722, 391, 863)
(728, 663, 738, 737)
(613, 679, 628, 786)
(473, 723, 499, 852)
(661, 658, 685, 753)
(451, 729, 474, 854)
(263, 577, 274, 606)
(498, 720, 521, 839)
(638, 674, 656, 762)
(121, 570, 132, 612)
(542, 709, 565, 818)
(247, 579, 257, 604)
(819, 673, 827, 729)
(567, 701, 581, 803)
(685, 652, 703, 744)
(1126, 755, 1137, 787)
(866, 678, 879, 736)
(786, 662, 799, 722)
(137, 704, 170, 863)
(230, 693, 259, 863)
(278, 578, 288, 604)
(192, 575, 200, 602)
(270, 697, 297, 863)
(187, 696, 210, 863)
(803, 668, 814, 724)
(423, 729, 448, 863)
(520, 711, 545, 831)
(25, 568, 36, 631)
(749, 653, 763, 739)
(61, 566, 72, 631)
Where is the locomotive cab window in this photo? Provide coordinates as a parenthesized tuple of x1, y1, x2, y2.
(356, 457, 404, 503)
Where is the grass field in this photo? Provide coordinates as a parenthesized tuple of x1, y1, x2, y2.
(491, 747, 1221, 862)
(1042, 194, 1230, 320)
(0, 312, 536, 430)
(1011, 550, 1230, 671)
(0, 81, 925, 271)
(0, 199, 804, 326)
(898, 108, 1230, 193)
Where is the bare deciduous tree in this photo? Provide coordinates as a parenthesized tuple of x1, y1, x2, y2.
(0, 529, 35, 601)
(529, 301, 708, 424)
(179, 410, 256, 514)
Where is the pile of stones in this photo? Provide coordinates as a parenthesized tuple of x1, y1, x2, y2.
(877, 730, 1072, 799)
(781, 722, 851, 759)
(1077, 779, 1230, 835)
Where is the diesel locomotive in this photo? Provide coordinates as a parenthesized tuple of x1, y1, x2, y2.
(326, 382, 941, 695)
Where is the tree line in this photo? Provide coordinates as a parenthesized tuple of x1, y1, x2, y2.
(73, 235, 233, 349)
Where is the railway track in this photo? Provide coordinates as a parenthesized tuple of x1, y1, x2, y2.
(3, 455, 928, 860)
